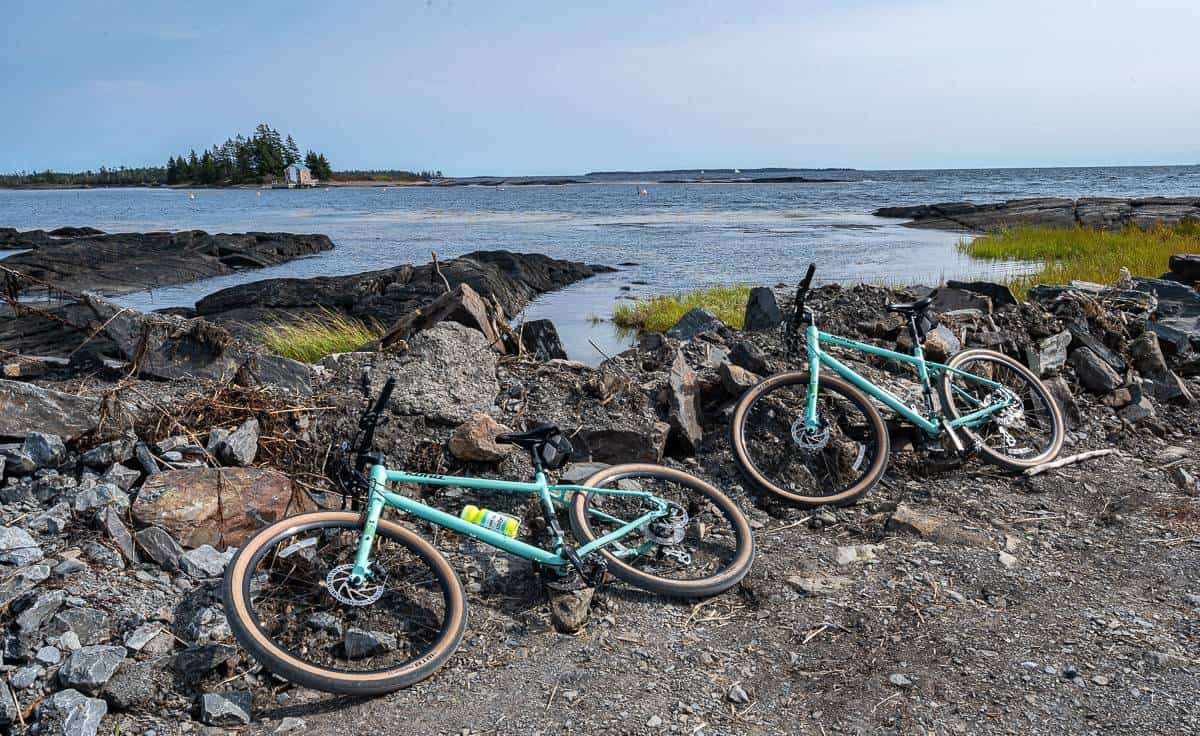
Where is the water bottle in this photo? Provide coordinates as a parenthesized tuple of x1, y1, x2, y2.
(460, 505, 520, 538)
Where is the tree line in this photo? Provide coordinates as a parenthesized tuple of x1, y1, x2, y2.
(165, 123, 334, 185)
(0, 166, 167, 187)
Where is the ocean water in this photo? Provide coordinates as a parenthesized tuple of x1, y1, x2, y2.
(1, 165, 1197, 361)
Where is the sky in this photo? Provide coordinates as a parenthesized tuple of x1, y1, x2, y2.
(3, 0, 1199, 175)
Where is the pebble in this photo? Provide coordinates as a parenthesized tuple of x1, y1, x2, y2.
(727, 684, 750, 704)
(889, 673, 914, 688)
(646, 715, 663, 728)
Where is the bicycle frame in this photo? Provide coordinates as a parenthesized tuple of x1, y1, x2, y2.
(348, 464, 670, 582)
(802, 322, 1010, 437)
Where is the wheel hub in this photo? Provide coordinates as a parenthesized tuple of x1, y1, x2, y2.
(325, 564, 385, 607)
(644, 501, 688, 545)
(790, 417, 831, 450)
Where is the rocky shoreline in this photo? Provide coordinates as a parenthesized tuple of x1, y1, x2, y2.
(0, 235, 1199, 733)
(876, 196, 1200, 231)
(0, 229, 333, 297)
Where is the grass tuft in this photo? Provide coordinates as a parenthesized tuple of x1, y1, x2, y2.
(255, 309, 384, 363)
(959, 221, 1200, 298)
(613, 285, 752, 333)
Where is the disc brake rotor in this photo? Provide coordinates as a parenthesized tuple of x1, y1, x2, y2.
(790, 416, 831, 450)
(325, 564, 385, 607)
(643, 501, 689, 545)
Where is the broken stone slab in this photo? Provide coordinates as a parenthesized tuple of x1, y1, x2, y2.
(0, 564, 50, 609)
(0, 379, 100, 441)
(1042, 376, 1081, 429)
(666, 351, 703, 455)
(718, 361, 760, 397)
(48, 608, 113, 646)
(384, 321, 501, 425)
(344, 628, 397, 659)
(22, 432, 66, 469)
(98, 463, 140, 492)
(58, 645, 126, 693)
(743, 287, 783, 331)
(1066, 325, 1127, 373)
(73, 482, 130, 516)
(666, 307, 724, 341)
(214, 417, 259, 467)
(519, 319, 568, 360)
(133, 526, 183, 571)
(15, 589, 66, 633)
(448, 414, 514, 462)
(835, 544, 884, 565)
(0, 526, 44, 566)
(932, 287, 992, 314)
(1130, 331, 1170, 376)
(39, 688, 107, 736)
(729, 340, 769, 374)
(100, 506, 138, 564)
(132, 466, 303, 549)
(173, 643, 238, 685)
(80, 437, 136, 468)
(786, 574, 853, 596)
(367, 282, 506, 353)
(886, 504, 991, 547)
(944, 280, 1019, 309)
(201, 691, 253, 726)
(1025, 330, 1071, 376)
(179, 545, 237, 579)
(549, 586, 594, 633)
(1070, 348, 1122, 393)
(102, 658, 166, 711)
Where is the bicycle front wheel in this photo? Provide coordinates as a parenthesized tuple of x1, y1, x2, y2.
(223, 511, 467, 696)
(569, 464, 754, 598)
(938, 348, 1064, 470)
(731, 371, 890, 507)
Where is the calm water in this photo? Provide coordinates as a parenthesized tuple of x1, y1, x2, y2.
(2, 165, 1197, 361)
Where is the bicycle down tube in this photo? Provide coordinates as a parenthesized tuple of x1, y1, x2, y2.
(349, 464, 669, 582)
(803, 323, 1010, 436)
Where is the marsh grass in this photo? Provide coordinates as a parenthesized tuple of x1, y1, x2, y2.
(255, 309, 383, 363)
(959, 221, 1200, 297)
(612, 285, 752, 333)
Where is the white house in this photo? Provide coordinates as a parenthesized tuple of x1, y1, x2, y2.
(283, 163, 315, 188)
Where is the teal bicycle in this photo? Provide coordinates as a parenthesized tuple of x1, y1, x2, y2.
(224, 378, 754, 695)
(731, 264, 1064, 508)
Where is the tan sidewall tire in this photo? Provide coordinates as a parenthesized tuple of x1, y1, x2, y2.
(938, 348, 1065, 470)
(222, 511, 467, 696)
(568, 464, 754, 598)
(730, 370, 890, 507)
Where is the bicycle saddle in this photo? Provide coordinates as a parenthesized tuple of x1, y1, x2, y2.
(495, 424, 561, 450)
(885, 296, 933, 313)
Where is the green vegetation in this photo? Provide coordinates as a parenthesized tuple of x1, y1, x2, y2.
(164, 123, 336, 185)
(255, 310, 383, 363)
(0, 166, 167, 188)
(613, 285, 752, 333)
(330, 169, 443, 182)
(959, 222, 1200, 297)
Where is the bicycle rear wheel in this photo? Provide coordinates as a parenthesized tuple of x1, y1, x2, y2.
(731, 371, 890, 507)
(938, 348, 1064, 470)
(568, 464, 754, 598)
(223, 511, 467, 696)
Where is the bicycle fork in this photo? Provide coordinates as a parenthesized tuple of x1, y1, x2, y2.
(349, 464, 389, 586)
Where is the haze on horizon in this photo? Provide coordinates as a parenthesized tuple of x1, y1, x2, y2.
(3, 0, 1199, 176)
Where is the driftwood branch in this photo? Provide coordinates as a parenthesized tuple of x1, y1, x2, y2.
(431, 251, 452, 293)
(1024, 449, 1118, 477)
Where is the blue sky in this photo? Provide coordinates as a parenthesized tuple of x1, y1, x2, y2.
(3, 0, 1198, 174)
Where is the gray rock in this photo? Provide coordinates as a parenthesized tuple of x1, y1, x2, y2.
(0, 380, 100, 441)
(102, 658, 166, 710)
(1042, 376, 1081, 429)
(80, 437, 136, 468)
(0, 563, 50, 609)
(387, 322, 501, 424)
(11, 664, 43, 688)
(22, 432, 67, 468)
(1130, 331, 1170, 375)
(559, 462, 610, 484)
(729, 340, 768, 374)
(36, 645, 63, 665)
(932, 287, 992, 314)
(0, 682, 15, 725)
(134, 526, 183, 571)
(31, 501, 74, 535)
(186, 605, 232, 644)
(205, 429, 230, 454)
(889, 673, 915, 688)
(275, 717, 308, 733)
(306, 612, 344, 638)
(1119, 394, 1157, 423)
(58, 645, 126, 693)
(42, 688, 108, 736)
(200, 691, 252, 726)
(549, 587, 594, 633)
(73, 482, 130, 516)
(519, 319, 568, 360)
(1169, 253, 1200, 282)
(1067, 324, 1127, 372)
(1026, 330, 1071, 376)
(16, 589, 66, 633)
(0, 448, 36, 476)
(81, 540, 124, 570)
(124, 623, 165, 651)
(180, 545, 235, 578)
(98, 463, 140, 492)
(215, 418, 259, 467)
(133, 441, 160, 475)
(173, 644, 238, 684)
(945, 280, 1019, 308)
(1070, 348, 1122, 393)
(0, 526, 43, 566)
(743, 287, 783, 331)
(666, 307, 724, 341)
(666, 351, 703, 454)
(48, 608, 113, 646)
(1143, 370, 1195, 405)
(727, 683, 751, 703)
(344, 628, 397, 659)
(100, 506, 138, 564)
(719, 360, 760, 397)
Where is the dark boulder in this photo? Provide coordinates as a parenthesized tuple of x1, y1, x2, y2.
(520, 319, 568, 360)
(877, 197, 1200, 232)
(666, 308, 724, 342)
(743, 287, 783, 331)
(1070, 348, 1122, 393)
(1169, 254, 1200, 283)
(0, 380, 100, 441)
